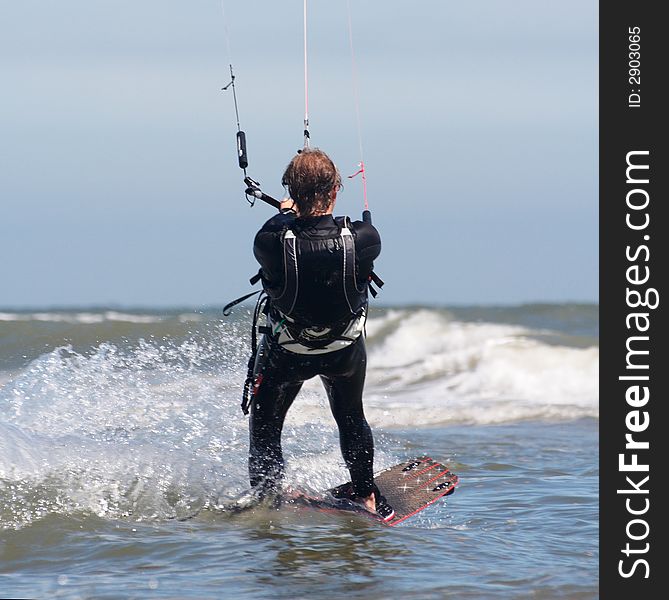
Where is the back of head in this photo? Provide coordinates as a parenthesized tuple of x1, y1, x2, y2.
(281, 149, 342, 217)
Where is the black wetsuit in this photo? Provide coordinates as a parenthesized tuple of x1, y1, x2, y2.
(249, 212, 381, 497)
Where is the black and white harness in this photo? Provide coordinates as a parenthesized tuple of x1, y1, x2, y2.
(225, 215, 383, 415)
(267, 216, 368, 354)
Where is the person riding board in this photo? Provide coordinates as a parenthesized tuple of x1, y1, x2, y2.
(246, 148, 394, 521)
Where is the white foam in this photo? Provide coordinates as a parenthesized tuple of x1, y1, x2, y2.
(0, 312, 30, 322)
(103, 311, 163, 323)
(29, 312, 102, 323)
(0, 371, 17, 388)
(178, 313, 203, 323)
(0, 422, 44, 478)
(0, 311, 164, 324)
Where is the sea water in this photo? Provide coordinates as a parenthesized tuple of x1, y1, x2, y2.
(0, 304, 598, 598)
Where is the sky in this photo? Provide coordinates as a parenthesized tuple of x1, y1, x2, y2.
(0, 1, 598, 308)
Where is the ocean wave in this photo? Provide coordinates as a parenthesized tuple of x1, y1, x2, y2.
(0, 310, 169, 324)
(0, 307, 597, 528)
(365, 310, 597, 412)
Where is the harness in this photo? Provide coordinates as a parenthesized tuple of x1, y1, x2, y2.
(224, 215, 384, 415)
(268, 216, 365, 353)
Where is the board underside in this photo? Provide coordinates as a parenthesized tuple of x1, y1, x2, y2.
(294, 456, 458, 526)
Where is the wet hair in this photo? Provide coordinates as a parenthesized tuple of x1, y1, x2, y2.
(281, 148, 342, 217)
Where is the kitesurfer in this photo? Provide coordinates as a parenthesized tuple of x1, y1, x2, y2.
(246, 148, 393, 521)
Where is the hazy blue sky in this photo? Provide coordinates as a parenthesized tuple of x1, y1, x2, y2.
(0, 1, 597, 308)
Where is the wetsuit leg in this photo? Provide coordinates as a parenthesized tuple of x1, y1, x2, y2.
(248, 340, 303, 494)
(320, 339, 374, 498)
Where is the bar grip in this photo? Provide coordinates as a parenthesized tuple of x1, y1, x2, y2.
(244, 187, 281, 209)
(236, 131, 248, 169)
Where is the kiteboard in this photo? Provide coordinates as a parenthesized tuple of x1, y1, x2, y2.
(291, 456, 458, 526)
(181, 456, 457, 525)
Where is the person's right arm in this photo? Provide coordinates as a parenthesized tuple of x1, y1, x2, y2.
(352, 220, 382, 282)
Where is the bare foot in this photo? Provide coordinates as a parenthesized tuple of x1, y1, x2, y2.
(361, 492, 376, 513)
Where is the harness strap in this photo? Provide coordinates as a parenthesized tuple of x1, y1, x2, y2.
(222, 289, 261, 316)
(274, 229, 298, 313)
(370, 270, 384, 288)
(367, 270, 384, 298)
(276, 307, 364, 350)
(279, 335, 359, 350)
(340, 223, 365, 312)
(249, 269, 263, 285)
(240, 292, 269, 415)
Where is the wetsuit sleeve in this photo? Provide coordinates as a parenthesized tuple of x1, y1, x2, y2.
(351, 220, 381, 280)
(253, 212, 296, 286)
